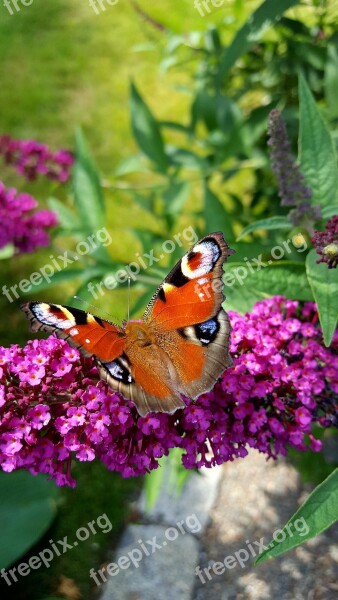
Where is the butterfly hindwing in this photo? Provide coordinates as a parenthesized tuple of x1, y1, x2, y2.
(97, 344, 186, 416)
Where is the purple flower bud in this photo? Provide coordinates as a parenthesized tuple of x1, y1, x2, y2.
(0, 181, 58, 254)
(0, 135, 74, 183)
(267, 110, 313, 207)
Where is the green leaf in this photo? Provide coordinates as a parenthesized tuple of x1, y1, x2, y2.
(48, 197, 81, 231)
(0, 472, 59, 569)
(167, 447, 192, 496)
(144, 448, 193, 511)
(256, 468, 338, 564)
(113, 154, 151, 176)
(144, 464, 166, 510)
(159, 121, 189, 134)
(237, 216, 291, 240)
(191, 90, 218, 132)
(132, 191, 155, 214)
(73, 128, 105, 233)
(224, 261, 312, 313)
(224, 283, 263, 314)
(130, 82, 169, 173)
(325, 45, 338, 118)
(321, 206, 338, 219)
(299, 74, 338, 208)
(19, 268, 85, 294)
(163, 182, 190, 216)
(130, 287, 153, 317)
(169, 148, 208, 171)
(306, 249, 338, 346)
(204, 185, 234, 242)
(217, 0, 299, 82)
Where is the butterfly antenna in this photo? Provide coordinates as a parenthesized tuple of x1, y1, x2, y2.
(127, 276, 131, 322)
(73, 296, 115, 320)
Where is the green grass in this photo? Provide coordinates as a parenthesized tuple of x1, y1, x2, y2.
(0, 0, 237, 345)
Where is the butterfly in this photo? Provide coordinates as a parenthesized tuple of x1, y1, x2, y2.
(21, 232, 234, 417)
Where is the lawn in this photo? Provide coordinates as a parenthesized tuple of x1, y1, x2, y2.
(0, 0, 248, 345)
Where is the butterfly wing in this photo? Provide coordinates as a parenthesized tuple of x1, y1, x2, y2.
(21, 302, 127, 362)
(144, 231, 234, 400)
(97, 342, 186, 416)
(21, 231, 233, 417)
(21, 301, 185, 416)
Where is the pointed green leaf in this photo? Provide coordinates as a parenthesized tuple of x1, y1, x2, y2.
(325, 45, 338, 118)
(163, 182, 190, 216)
(217, 0, 299, 82)
(224, 261, 312, 314)
(144, 464, 166, 510)
(306, 249, 338, 346)
(321, 206, 338, 219)
(256, 468, 338, 564)
(167, 448, 192, 496)
(20, 266, 110, 295)
(169, 148, 208, 171)
(19, 268, 87, 294)
(48, 197, 81, 231)
(299, 74, 338, 207)
(204, 185, 234, 241)
(113, 154, 151, 176)
(73, 129, 105, 233)
(237, 216, 291, 240)
(130, 82, 169, 173)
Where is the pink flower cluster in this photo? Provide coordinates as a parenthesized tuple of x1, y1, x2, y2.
(0, 297, 337, 487)
(0, 182, 58, 253)
(0, 135, 74, 183)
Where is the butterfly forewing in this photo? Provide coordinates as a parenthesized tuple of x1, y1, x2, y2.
(143, 232, 233, 399)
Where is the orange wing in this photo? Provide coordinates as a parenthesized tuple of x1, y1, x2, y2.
(21, 301, 185, 416)
(21, 232, 234, 417)
(143, 232, 234, 399)
(21, 302, 126, 361)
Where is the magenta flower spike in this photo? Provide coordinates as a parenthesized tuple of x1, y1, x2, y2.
(0, 297, 337, 487)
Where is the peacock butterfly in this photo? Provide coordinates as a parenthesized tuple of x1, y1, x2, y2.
(21, 232, 234, 416)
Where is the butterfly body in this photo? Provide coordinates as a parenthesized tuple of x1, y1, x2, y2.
(21, 232, 234, 416)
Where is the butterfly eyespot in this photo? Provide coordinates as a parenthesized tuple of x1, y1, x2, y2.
(194, 318, 220, 346)
(181, 239, 221, 279)
(102, 357, 134, 386)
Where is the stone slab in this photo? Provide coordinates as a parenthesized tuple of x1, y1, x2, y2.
(138, 465, 223, 535)
(99, 524, 199, 600)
